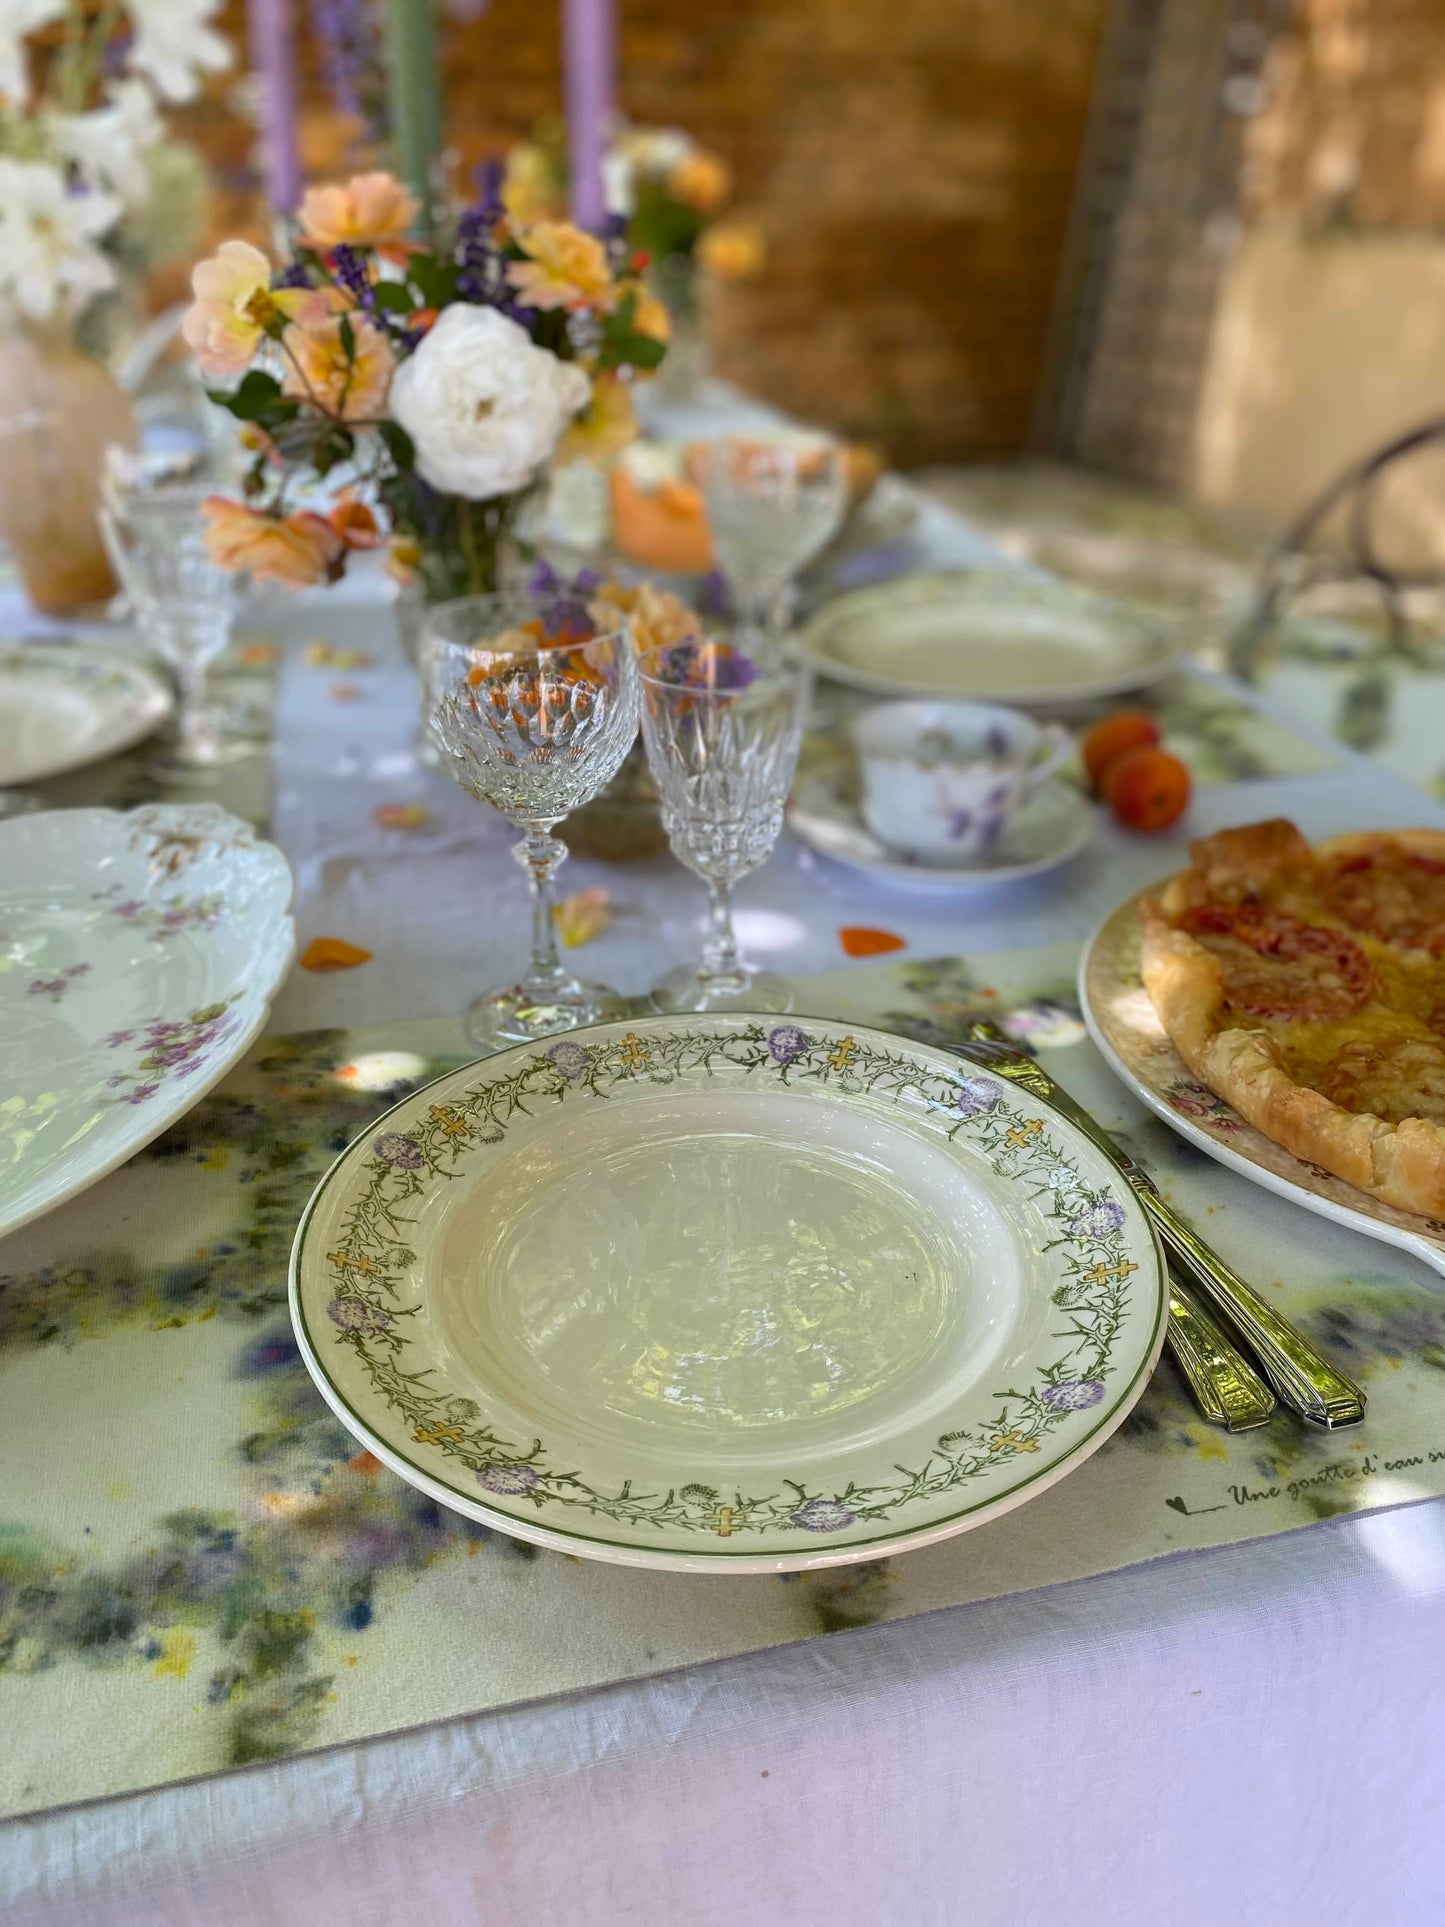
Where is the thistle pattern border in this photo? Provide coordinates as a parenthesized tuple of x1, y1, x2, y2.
(302, 1022, 1151, 1545)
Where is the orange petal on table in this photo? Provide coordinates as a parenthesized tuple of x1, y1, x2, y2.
(236, 640, 279, 666)
(300, 936, 373, 971)
(329, 682, 361, 702)
(302, 640, 336, 665)
(371, 802, 429, 831)
(553, 886, 611, 947)
(839, 925, 907, 958)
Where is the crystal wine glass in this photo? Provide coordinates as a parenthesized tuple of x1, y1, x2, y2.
(639, 637, 810, 1013)
(425, 591, 640, 1049)
(691, 436, 848, 644)
(98, 473, 240, 780)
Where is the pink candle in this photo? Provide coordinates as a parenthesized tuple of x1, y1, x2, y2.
(563, 0, 615, 232)
(249, 0, 302, 214)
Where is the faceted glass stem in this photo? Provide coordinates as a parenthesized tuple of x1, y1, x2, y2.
(698, 878, 748, 997)
(515, 824, 569, 1003)
(174, 656, 214, 765)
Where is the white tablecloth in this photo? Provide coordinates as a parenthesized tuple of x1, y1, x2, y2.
(7, 416, 1445, 1922)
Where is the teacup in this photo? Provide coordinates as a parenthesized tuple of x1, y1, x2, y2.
(854, 699, 1070, 864)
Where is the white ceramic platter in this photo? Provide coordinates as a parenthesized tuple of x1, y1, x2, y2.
(800, 571, 1181, 708)
(0, 804, 295, 1238)
(1080, 889, 1445, 1281)
(788, 772, 1092, 893)
(0, 644, 173, 785)
(291, 1014, 1166, 1573)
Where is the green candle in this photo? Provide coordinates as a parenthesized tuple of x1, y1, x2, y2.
(384, 0, 444, 233)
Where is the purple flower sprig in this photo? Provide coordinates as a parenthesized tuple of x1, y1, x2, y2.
(654, 637, 758, 692)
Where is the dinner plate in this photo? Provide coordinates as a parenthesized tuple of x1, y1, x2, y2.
(788, 772, 1092, 893)
(1080, 888, 1445, 1280)
(0, 803, 294, 1238)
(800, 572, 1180, 708)
(291, 1014, 1166, 1573)
(0, 643, 173, 785)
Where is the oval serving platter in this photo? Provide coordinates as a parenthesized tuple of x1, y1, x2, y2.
(800, 571, 1180, 709)
(0, 803, 295, 1237)
(291, 1014, 1166, 1573)
(1081, 887, 1445, 1281)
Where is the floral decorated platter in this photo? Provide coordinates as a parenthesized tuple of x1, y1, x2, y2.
(0, 644, 172, 786)
(788, 771, 1092, 893)
(800, 572, 1181, 710)
(0, 804, 294, 1237)
(1081, 890, 1445, 1280)
(290, 1014, 1167, 1573)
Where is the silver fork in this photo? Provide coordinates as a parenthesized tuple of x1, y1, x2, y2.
(958, 1021, 1366, 1430)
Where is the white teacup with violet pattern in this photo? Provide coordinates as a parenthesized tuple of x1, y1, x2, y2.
(854, 699, 1071, 864)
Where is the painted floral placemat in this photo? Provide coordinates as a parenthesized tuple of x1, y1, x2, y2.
(5, 946, 1445, 1820)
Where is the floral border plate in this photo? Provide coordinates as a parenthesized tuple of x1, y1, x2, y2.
(0, 803, 294, 1237)
(800, 571, 1180, 709)
(290, 1014, 1166, 1573)
(0, 643, 173, 785)
(1080, 889, 1445, 1280)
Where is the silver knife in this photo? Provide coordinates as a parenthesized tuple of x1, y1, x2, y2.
(959, 1020, 1366, 1430)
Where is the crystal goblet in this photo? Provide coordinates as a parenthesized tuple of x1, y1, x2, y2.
(98, 474, 240, 781)
(639, 637, 810, 1014)
(425, 591, 640, 1050)
(691, 435, 848, 645)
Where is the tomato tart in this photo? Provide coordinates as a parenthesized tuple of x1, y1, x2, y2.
(1140, 819, 1445, 1219)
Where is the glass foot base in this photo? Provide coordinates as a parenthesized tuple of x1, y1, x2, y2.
(649, 963, 794, 1015)
(147, 736, 252, 784)
(464, 979, 628, 1051)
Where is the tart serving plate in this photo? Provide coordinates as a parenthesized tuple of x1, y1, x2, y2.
(0, 643, 172, 785)
(0, 804, 295, 1237)
(291, 1014, 1166, 1573)
(800, 572, 1180, 709)
(1080, 889, 1445, 1280)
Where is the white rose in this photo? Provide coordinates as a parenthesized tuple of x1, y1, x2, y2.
(388, 305, 591, 501)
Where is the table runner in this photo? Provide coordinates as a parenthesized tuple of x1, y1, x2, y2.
(5, 942, 1445, 1819)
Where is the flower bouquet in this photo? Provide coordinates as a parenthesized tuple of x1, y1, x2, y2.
(187, 169, 670, 604)
(504, 122, 763, 402)
(0, 0, 228, 610)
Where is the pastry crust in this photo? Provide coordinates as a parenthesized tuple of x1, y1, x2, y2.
(1140, 820, 1445, 1220)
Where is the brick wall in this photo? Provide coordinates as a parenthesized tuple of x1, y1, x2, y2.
(203, 0, 1107, 464)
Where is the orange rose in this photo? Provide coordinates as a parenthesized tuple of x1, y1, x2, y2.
(697, 220, 765, 281)
(282, 310, 395, 420)
(202, 498, 345, 587)
(297, 171, 419, 250)
(507, 221, 614, 313)
(667, 152, 730, 212)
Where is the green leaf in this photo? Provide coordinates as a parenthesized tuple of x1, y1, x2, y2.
(372, 281, 416, 315)
(408, 255, 459, 309)
(338, 313, 356, 360)
(378, 420, 415, 471)
(208, 370, 298, 424)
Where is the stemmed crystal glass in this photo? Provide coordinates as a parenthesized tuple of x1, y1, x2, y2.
(639, 637, 810, 1013)
(425, 591, 640, 1049)
(691, 436, 848, 643)
(98, 472, 241, 780)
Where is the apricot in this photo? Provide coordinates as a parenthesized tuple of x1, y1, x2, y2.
(1102, 746, 1192, 833)
(1081, 708, 1160, 790)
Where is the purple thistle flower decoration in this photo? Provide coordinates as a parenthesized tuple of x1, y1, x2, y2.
(955, 1075, 1002, 1117)
(767, 1025, 809, 1066)
(327, 1297, 392, 1335)
(1068, 1201, 1127, 1240)
(1041, 1378, 1106, 1413)
(547, 1039, 591, 1081)
(478, 1461, 541, 1496)
(374, 1131, 425, 1169)
(790, 1498, 856, 1533)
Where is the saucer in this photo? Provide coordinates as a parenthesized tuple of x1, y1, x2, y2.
(788, 772, 1092, 892)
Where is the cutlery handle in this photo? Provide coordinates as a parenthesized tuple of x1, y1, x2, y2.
(1166, 1280, 1277, 1430)
(1143, 1189, 1367, 1429)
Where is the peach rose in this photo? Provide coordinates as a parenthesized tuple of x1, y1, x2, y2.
(297, 171, 419, 249)
(181, 240, 317, 378)
(697, 220, 765, 281)
(203, 498, 344, 586)
(282, 310, 395, 420)
(507, 221, 614, 313)
(667, 152, 730, 212)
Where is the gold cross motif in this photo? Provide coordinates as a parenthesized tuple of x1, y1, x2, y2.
(1084, 1259, 1140, 1285)
(327, 1250, 382, 1276)
(620, 1032, 650, 1072)
(828, 1036, 858, 1072)
(707, 1505, 738, 1537)
(1005, 1118, 1045, 1147)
